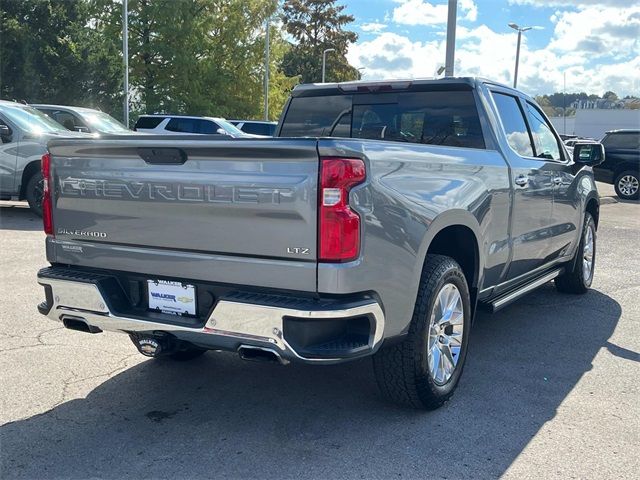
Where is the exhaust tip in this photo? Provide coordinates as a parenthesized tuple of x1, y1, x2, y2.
(61, 316, 102, 334)
(238, 345, 288, 365)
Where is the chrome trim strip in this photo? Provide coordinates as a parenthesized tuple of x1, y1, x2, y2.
(491, 269, 561, 311)
(37, 276, 385, 363)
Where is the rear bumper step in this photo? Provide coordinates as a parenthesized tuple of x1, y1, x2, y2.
(37, 267, 385, 364)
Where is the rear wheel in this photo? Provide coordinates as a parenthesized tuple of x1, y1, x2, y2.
(555, 212, 596, 294)
(25, 172, 44, 217)
(614, 170, 639, 200)
(373, 254, 471, 409)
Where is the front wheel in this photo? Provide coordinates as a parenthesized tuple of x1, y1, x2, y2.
(25, 172, 44, 217)
(373, 254, 471, 409)
(555, 212, 596, 294)
(614, 170, 639, 200)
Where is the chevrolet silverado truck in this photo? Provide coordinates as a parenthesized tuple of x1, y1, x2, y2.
(36, 78, 604, 409)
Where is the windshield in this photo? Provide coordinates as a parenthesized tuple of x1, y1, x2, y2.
(80, 110, 129, 133)
(216, 119, 247, 136)
(2, 105, 67, 134)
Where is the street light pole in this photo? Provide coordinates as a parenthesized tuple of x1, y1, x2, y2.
(322, 48, 335, 83)
(123, 0, 129, 127)
(508, 23, 532, 88)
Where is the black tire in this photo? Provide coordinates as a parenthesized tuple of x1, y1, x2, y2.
(614, 170, 639, 200)
(164, 347, 207, 361)
(25, 171, 44, 217)
(555, 212, 596, 294)
(373, 254, 472, 409)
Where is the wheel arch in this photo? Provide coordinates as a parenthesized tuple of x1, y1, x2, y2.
(414, 210, 483, 307)
(19, 160, 41, 200)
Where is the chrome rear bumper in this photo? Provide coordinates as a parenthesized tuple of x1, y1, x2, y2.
(37, 270, 385, 364)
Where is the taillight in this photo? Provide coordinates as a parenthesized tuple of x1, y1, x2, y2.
(319, 157, 366, 262)
(41, 152, 54, 236)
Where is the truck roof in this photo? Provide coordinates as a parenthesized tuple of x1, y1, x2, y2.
(291, 76, 517, 97)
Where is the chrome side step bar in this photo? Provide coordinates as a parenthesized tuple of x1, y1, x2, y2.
(487, 269, 562, 313)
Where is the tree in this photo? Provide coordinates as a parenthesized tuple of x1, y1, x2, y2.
(0, 0, 122, 116)
(281, 0, 359, 83)
(603, 91, 618, 101)
(90, 0, 295, 122)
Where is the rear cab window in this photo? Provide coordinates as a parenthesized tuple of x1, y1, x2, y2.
(280, 90, 485, 149)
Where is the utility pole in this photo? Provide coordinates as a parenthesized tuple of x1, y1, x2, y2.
(444, 0, 457, 76)
(264, 17, 270, 121)
(122, 0, 129, 127)
(563, 71, 567, 135)
(322, 48, 335, 83)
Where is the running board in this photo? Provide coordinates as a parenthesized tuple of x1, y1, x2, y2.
(484, 269, 562, 313)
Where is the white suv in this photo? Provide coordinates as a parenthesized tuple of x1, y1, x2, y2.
(133, 115, 256, 137)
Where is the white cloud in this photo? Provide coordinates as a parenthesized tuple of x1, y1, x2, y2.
(348, 1, 639, 96)
(392, 0, 478, 26)
(361, 22, 387, 33)
(548, 5, 640, 58)
(509, 0, 637, 6)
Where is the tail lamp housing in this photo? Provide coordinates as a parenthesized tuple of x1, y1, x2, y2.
(41, 152, 54, 236)
(319, 157, 366, 262)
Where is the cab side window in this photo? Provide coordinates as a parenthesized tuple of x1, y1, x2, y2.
(525, 102, 562, 161)
(0, 115, 14, 144)
(491, 92, 534, 157)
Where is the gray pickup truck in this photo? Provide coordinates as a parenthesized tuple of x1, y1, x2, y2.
(0, 100, 88, 215)
(36, 78, 604, 409)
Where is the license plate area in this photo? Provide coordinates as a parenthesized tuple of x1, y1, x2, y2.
(147, 280, 196, 316)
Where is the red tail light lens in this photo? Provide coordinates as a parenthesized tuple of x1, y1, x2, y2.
(319, 157, 366, 262)
(41, 152, 54, 236)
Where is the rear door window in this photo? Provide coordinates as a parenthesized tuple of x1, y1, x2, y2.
(602, 132, 640, 149)
(134, 116, 165, 130)
(491, 92, 535, 157)
(166, 118, 197, 133)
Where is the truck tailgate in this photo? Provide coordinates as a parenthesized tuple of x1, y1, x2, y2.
(47, 137, 320, 291)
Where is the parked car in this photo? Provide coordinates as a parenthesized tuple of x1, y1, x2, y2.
(32, 104, 130, 136)
(0, 100, 88, 215)
(36, 77, 603, 409)
(229, 120, 277, 136)
(564, 137, 595, 148)
(133, 115, 255, 137)
(593, 129, 640, 200)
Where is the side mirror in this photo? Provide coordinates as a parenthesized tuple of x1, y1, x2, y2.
(573, 142, 604, 166)
(74, 126, 90, 133)
(216, 128, 228, 135)
(0, 124, 12, 143)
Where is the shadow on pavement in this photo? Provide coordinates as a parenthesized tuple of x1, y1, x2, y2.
(0, 285, 621, 479)
(0, 203, 41, 231)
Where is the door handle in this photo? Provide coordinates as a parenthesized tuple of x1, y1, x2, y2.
(514, 175, 529, 187)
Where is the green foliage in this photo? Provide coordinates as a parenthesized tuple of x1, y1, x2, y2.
(281, 0, 359, 83)
(0, 0, 123, 116)
(1, 0, 298, 124)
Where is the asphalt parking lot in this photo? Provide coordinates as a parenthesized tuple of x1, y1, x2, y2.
(1, 184, 638, 479)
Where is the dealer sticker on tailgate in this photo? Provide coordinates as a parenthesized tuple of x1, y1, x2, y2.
(148, 280, 196, 316)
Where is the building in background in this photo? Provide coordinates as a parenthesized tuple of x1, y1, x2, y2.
(551, 109, 640, 140)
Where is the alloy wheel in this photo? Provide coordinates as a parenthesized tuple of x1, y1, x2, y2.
(618, 175, 639, 198)
(427, 283, 465, 385)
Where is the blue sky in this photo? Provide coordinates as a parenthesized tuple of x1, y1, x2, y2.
(342, 0, 639, 97)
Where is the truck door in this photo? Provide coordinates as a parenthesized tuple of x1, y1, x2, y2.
(0, 113, 18, 194)
(490, 91, 556, 281)
(523, 100, 582, 263)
